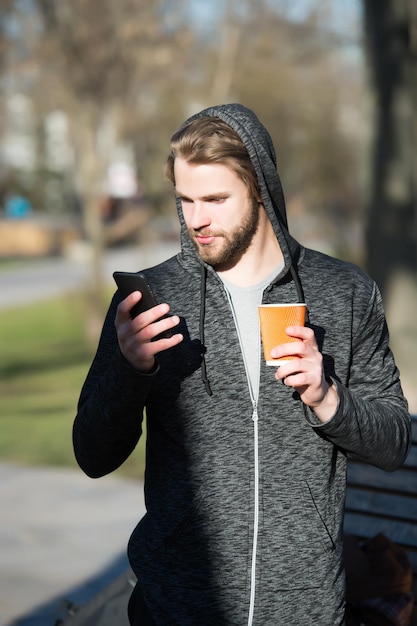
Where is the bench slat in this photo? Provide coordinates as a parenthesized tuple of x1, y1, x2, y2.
(412, 417, 417, 442)
(346, 488, 417, 521)
(347, 463, 417, 494)
(405, 445, 417, 468)
(345, 416, 417, 621)
(344, 513, 417, 566)
(345, 415, 417, 577)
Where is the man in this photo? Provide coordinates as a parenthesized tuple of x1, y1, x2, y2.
(73, 104, 410, 626)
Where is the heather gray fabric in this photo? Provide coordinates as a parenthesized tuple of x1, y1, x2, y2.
(73, 104, 411, 626)
(220, 263, 283, 398)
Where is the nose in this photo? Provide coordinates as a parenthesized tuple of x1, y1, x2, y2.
(189, 202, 211, 230)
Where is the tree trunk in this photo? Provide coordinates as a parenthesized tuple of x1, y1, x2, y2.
(75, 109, 107, 346)
(364, 0, 416, 294)
(364, 0, 417, 411)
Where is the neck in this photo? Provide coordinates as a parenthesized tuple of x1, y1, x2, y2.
(217, 218, 283, 287)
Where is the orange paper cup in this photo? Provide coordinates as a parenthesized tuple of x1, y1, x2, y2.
(258, 303, 306, 366)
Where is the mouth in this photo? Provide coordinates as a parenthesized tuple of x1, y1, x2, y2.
(195, 234, 216, 245)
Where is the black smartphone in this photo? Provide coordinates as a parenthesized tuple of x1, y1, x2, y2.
(113, 271, 172, 339)
(113, 271, 159, 318)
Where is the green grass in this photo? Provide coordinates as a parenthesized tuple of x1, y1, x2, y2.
(0, 292, 146, 478)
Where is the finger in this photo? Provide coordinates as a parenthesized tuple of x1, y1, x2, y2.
(274, 358, 303, 380)
(130, 303, 171, 335)
(270, 341, 305, 361)
(149, 331, 184, 352)
(280, 371, 310, 388)
(128, 329, 184, 370)
(115, 291, 142, 324)
(137, 314, 181, 342)
(285, 325, 315, 341)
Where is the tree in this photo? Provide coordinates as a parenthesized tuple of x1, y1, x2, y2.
(199, 0, 366, 260)
(363, 0, 417, 410)
(364, 0, 417, 294)
(32, 0, 193, 340)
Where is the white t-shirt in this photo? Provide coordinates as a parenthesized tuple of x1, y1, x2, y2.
(220, 263, 284, 399)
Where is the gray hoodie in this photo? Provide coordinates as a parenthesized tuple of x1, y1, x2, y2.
(73, 104, 411, 625)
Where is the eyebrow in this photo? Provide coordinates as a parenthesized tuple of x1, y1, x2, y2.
(176, 190, 229, 202)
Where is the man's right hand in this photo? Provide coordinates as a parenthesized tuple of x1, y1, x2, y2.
(115, 291, 183, 372)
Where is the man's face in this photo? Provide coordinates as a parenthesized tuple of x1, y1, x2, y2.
(174, 158, 260, 270)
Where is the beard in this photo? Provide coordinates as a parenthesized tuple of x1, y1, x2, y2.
(187, 198, 260, 270)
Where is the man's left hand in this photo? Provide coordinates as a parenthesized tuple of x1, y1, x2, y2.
(271, 326, 338, 423)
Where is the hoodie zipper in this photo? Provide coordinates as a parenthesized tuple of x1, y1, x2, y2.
(224, 290, 259, 626)
(248, 400, 259, 626)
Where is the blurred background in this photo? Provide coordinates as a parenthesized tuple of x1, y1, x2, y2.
(0, 0, 416, 474)
(0, 0, 416, 471)
(0, 1, 416, 623)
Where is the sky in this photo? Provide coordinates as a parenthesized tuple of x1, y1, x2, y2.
(279, 0, 363, 27)
(187, 0, 363, 39)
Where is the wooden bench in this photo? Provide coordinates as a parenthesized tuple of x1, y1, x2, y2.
(344, 414, 417, 623)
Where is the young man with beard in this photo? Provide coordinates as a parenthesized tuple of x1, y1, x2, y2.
(73, 104, 410, 626)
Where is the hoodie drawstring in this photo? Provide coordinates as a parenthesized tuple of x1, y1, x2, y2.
(289, 264, 310, 324)
(200, 265, 213, 396)
(198, 263, 308, 396)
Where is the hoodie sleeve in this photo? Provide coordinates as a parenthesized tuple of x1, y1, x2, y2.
(305, 281, 411, 471)
(72, 293, 156, 478)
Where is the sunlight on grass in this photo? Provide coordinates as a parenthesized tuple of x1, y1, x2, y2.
(0, 292, 146, 478)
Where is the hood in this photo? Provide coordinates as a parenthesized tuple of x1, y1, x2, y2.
(170, 103, 306, 396)
(174, 103, 300, 275)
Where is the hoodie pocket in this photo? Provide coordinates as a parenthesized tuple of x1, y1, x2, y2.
(260, 479, 336, 591)
(141, 495, 216, 589)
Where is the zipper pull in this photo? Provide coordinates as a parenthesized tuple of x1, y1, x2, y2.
(252, 401, 258, 422)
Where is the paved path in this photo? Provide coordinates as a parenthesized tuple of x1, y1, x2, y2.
(0, 240, 179, 625)
(0, 240, 180, 310)
(0, 463, 145, 626)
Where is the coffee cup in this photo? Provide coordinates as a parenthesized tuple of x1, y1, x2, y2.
(258, 303, 306, 366)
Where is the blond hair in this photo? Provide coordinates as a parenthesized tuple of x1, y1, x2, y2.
(165, 116, 260, 201)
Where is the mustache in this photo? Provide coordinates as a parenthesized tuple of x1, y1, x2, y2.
(188, 227, 223, 238)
